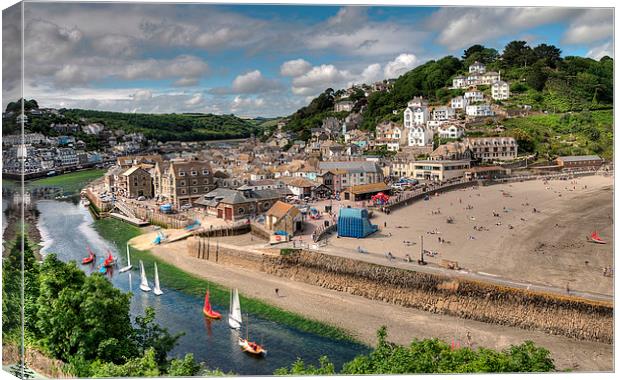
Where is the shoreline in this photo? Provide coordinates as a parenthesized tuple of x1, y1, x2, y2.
(93, 218, 361, 345)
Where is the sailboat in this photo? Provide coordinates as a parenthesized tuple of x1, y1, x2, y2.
(103, 251, 117, 268)
(239, 314, 267, 356)
(119, 243, 133, 273)
(203, 290, 222, 319)
(228, 288, 242, 330)
(153, 263, 163, 296)
(139, 260, 151, 292)
(82, 247, 96, 265)
(588, 231, 607, 244)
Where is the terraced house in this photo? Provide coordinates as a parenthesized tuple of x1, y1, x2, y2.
(155, 158, 216, 206)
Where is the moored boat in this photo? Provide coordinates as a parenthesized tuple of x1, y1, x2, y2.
(153, 263, 163, 296)
(238, 315, 266, 356)
(82, 247, 96, 265)
(203, 290, 221, 319)
(228, 288, 242, 330)
(119, 243, 133, 273)
(139, 260, 151, 292)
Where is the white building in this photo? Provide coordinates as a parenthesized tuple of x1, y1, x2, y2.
(451, 96, 468, 109)
(491, 80, 510, 100)
(412, 160, 471, 182)
(375, 121, 406, 152)
(464, 90, 484, 103)
(466, 104, 494, 117)
(408, 125, 434, 147)
(452, 75, 466, 89)
(334, 100, 354, 112)
(480, 71, 501, 85)
(469, 61, 486, 74)
(432, 106, 456, 121)
(437, 124, 465, 139)
(16, 114, 28, 124)
(407, 96, 428, 108)
(403, 106, 429, 127)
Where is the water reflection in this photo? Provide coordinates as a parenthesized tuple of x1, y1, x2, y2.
(36, 199, 367, 375)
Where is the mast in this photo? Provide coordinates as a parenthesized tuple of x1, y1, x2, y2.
(127, 243, 131, 266)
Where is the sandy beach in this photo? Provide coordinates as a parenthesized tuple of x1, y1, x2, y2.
(129, 175, 614, 371)
(322, 175, 614, 296)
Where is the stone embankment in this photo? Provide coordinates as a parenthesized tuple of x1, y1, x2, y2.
(187, 238, 613, 344)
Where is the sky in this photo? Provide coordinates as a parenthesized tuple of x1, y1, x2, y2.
(1, 2, 614, 118)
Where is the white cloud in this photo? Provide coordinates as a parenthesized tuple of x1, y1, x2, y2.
(384, 53, 419, 79)
(428, 8, 577, 51)
(280, 59, 312, 77)
(210, 70, 282, 94)
(562, 9, 613, 45)
(132, 90, 153, 101)
(359, 63, 383, 84)
(586, 41, 613, 60)
(291, 64, 352, 96)
(185, 93, 203, 106)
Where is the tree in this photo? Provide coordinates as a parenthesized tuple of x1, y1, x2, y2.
(462, 45, 499, 66)
(502, 41, 535, 68)
(133, 307, 182, 366)
(166, 354, 204, 376)
(90, 348, 160, 377)
(526, 63, 549, 91)
(533, 44, 562, 68)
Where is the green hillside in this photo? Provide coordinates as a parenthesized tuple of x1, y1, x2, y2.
(62, 109, 258, 141)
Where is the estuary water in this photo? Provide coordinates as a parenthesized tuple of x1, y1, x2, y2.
(35, 199, 367, 375)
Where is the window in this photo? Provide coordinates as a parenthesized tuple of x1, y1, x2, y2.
(192, 180, 198, 185)
(192, 188, 198, 193)
(191, 170, 197, 176)
(238, 207, 245, 214)
(179, 171, 185, 176)
(180, 180, 186, 186)
(202, 170, 210, 175)
(180, 189, 186, 194)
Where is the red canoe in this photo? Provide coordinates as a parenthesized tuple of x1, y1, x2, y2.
(103, 251, 115, 267)
(203, 290, 222, 319)
(82, 247, 96, 265)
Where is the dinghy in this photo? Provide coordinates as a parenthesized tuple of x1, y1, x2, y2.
(103, 251, 117, 267)
(82, 247, 96, 265)
(139, 260, 151, 292)
(203, 290, 221, 319)
(119, 243, 133, 273)
(588, 231, 607, 244)
(239, 315, 266, 356)
(153, 263, 163, 296)
(228, 288, 242, 330)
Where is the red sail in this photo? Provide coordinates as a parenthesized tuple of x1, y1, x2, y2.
(203, 291, 212, 313)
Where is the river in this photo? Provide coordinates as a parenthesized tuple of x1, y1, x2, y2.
(35, 199, 367, 375)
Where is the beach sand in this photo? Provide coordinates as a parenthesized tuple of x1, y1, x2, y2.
(323, 175, 613, 296)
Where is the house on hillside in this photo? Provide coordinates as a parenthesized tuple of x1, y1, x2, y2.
(491, 80, 510, 100)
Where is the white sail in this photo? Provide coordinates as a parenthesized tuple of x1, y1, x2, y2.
(119, 243, 133, 273)
(153, 263, 163, 296)
(228, 288, 242, 329)
(139, 260, 151, 292)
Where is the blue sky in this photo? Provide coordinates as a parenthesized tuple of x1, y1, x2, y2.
(2, 3, 613, 117)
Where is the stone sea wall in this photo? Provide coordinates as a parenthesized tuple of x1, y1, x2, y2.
(188, 240, 613, 344)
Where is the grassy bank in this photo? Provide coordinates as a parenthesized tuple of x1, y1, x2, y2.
(93, 217, 359, 345)
(3, 168, 105, 195)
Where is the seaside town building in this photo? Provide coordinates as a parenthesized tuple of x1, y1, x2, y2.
(491, 80, 510, 100)
(464, 137, 518, 161)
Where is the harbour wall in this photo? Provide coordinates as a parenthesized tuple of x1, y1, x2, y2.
(187, 238, 613, 344)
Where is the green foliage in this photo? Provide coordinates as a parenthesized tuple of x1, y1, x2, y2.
(502, 41, 535, 68)
(280, 248, 301, 256)
(90, 348, 160, 377)
(5, 98, 38, 113)
(502, 110, 612, 159)
(462, 44, 499, 67)
(133, 307, 182, 365)
(167, 353, 203, 376)
(277, 326, 555, 375)
(61, 109, 257, 142)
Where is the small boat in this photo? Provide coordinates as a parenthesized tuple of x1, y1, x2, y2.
(119, 243, 133, 273)
(82, 247, 96, 265)
(203, 290, 221, 319)
(153, 263, 163, 296)
(239, 315, 266, 356)
(139, 260, 151, 292)
(98, 258, 107, 274)
(228, 288, 242, 330)
(588, 231, 607, 244)
(103, 251, 117, 267)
